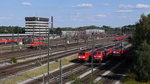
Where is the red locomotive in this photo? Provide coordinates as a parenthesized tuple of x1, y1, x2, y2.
(78, 49, 93, 61)
(111, 46, 126, 58)
(0, 38, 23, 44)
(114, 36, 129, 41)
(93, 45, 115, 63)
(104, 45, 115, 56)
(93, 48, 105, 62)
(23, 37, 45, 48)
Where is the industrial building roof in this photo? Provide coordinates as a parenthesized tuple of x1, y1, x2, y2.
(0, 34, 33, 37)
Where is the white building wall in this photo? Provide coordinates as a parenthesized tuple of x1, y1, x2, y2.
(85, 29, 105, 34)
(25, 17, 49, 35)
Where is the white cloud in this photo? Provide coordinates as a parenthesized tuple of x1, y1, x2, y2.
(72, 3, 93, 8)
(119, 4, 134, 8)
(118, 4, 150, 9)
(115, 10, 134, 13)
(136, 4, 150, 9)
(95, 14, 106, 17)
(21, 2, 32, 6)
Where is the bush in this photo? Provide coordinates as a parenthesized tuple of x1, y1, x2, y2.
(10, 57, 17, 63)
(133, 42, 150, 82)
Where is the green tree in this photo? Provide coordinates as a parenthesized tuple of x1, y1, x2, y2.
(134, 14, 150, 46)
(132, 14, 150, 82)
(0, 26, 25, 33)
(133, 42, 150, 82)
(55, 28, 62, 36)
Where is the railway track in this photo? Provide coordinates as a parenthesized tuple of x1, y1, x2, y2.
(0, 37, 114, 64)
(79, 62, 116, 83)
(26, 62, 87, 84)
(0, 37, 118, 82)
(98, 57, 131, 84)
(6, 38, 129, 84)
(0, 42, 82, 60)
(0, 41, 116, 79)
(22, 42, 128, 84)
(26, 59, 116, 84)
(37, 47, 130, 84)
(0, 41, 88, 63)
(63, 60, 117, 84)
(0, 38, 89, 54)
(0, 49, 80, 79)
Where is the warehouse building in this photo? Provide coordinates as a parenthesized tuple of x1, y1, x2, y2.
(25, 17, 49, 36)
(85, 29, 105, 34)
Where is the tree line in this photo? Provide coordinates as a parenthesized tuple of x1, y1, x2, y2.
(0, 25, 135, 35)
(0, 26, 25, 34)
(130, 14, 150, 82)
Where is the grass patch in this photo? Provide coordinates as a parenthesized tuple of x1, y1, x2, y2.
(123, 80, 150, 84)
(0, 54, 77, 84)
(123, 73, 150, 84)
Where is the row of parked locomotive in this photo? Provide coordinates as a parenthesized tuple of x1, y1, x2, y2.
(78, 36, 129, 63)
(0, 38, 22, 44)
(22, 37, 45, 48)
(0, 37, 45, 48)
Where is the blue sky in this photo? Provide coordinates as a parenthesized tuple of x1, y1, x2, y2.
(0, 0, 150, 27)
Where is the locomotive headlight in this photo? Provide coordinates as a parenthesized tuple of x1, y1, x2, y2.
(94, 56, 101, 57)
(113, 51, 119, 53)
(79, 56, 85, 58)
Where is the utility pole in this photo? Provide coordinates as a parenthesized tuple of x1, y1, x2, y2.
(38, 17, 41, 49)
(121, 27, 123, 53)
(47, 16, 53, 83)
(11, 27, 14, 51)
(91, 33, 95, 84)
(33, 25, 35, 43)
(59, 58, 62, 84)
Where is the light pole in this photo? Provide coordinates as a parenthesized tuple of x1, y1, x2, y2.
(47, 16, 53, 83)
